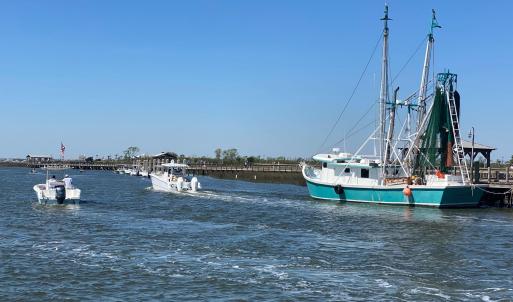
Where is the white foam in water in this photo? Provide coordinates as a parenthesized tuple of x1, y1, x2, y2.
(375, 279, 393, 288)
(4, 168, 513, 300)
(409, 287, 451, 300)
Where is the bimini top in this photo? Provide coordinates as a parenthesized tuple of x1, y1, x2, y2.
(161, 163, 189, 168)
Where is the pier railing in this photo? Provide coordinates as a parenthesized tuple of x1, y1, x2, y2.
(8, 161, 304, 173)
(478, 167, 513, 184)
(187, 163, 303, 173)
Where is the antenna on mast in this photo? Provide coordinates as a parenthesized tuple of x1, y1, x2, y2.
(430, 9, 442, 35)
(381, 4, 392, 23)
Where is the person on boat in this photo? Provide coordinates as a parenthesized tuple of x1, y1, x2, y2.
(48, 175, 57, 188)
(63, 174, 73, 188)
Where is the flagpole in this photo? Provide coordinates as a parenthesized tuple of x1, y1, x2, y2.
(60, 142, 65, 161)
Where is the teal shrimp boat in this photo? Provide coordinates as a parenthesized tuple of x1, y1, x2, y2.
(303, 7, 485, 208)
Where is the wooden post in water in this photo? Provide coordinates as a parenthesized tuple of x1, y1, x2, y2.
(474, 164, 480, 183)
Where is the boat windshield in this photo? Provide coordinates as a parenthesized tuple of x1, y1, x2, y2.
(168, 167, 185, 175)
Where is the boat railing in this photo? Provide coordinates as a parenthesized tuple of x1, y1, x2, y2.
(303, 165, 320, 179)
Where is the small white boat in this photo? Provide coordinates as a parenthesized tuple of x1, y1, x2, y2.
(33, 172, 81, 205)
(124, 168, 132, 174)
(150, 162, 200, 192)
(129, 165, 140, 176)
(139, 170, 149, 177)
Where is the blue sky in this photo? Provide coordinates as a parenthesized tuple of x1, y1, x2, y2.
(0, 1, 511, 160)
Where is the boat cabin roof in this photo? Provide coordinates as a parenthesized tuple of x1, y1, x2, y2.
(313, 153, 360, 162)
(313, 153, 383, 168)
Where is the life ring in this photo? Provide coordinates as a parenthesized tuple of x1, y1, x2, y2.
(334, 185, 344, 195)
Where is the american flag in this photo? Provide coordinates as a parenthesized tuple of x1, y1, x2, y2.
(60, 142, 66, 158)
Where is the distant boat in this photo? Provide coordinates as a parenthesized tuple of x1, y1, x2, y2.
(150, 162, 200, 193)
(114, 166, 125, 174)
(302, 7, 485, 208)
(130, 165, 140, 176)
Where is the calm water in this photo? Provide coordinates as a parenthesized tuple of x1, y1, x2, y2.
(1, 167, 513, 301)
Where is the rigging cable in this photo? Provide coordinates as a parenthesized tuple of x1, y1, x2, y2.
(391, 35, 428, 85)
(314, 33, 382, 155)
(329, 119, 377, 148)
(329, 101, 377, 150)
(327, 34, 427, 154)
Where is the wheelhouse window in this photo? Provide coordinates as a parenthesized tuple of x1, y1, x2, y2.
(344, 168, 350, 173)
(361, 168, 369, 178)
(322, 162, 327, 168)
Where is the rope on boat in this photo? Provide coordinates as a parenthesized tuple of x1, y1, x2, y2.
(473, 185, 513, 195)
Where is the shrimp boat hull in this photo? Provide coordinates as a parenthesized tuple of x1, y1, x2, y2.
(305, 179, 483, 208)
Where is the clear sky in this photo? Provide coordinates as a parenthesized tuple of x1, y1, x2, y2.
(0, 1, 511, 160)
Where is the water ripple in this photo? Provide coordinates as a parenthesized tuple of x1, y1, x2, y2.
(1, 167, 513, 300)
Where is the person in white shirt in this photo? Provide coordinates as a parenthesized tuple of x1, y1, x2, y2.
(62, 175, 73, 189)
(48, 175, 57, 188)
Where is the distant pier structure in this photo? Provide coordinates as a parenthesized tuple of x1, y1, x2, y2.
(461, 140, 495, 168)
(26, 155, 53, 164)
(132, 153, 305, 186)
(134, 152, 178, 173)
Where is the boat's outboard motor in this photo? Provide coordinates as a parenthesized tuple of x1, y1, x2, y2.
(190, 177, 199, 192)
(55, 185, 66, 204)
(176, 177, 184, 191)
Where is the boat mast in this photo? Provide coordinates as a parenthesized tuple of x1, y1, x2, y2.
(379, 5, 391, 181)
(417, 9, 441, 127)
(385, 87, 399, 165)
